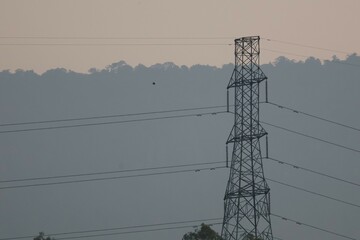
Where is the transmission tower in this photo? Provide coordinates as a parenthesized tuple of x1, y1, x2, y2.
(221, 36, 273, 240)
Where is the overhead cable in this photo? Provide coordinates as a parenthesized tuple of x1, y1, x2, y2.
(266, 101, 360, 133)
(267, 178, 360, 209)
(272, 213, 358, 240)
(0, 111, 227, 134)
(2, 162, 360, 211)
(263, 38, 350, 54)
(1, 101, 358, 138)
(0, 217, 222, 240)
(0, 43, 232, 46)
(0, 166, 226, 190)
(0, 161, 224, 184)
(261, 121, 360, 154)
(266, 157, 360, 188)
(0, 105, 227, 127)
(0, 36, 234, 40)
(55, 223, 222, 240)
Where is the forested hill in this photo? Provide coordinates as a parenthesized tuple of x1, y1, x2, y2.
(1, 54, 359, 240)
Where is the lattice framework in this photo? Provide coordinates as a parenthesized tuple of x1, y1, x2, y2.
(221, 36, 273, 240)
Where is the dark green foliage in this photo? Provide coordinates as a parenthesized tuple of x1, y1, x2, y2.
(33, 232, 52, 240)
(182, 223, 222, 240)
(244, 233, 262, 240)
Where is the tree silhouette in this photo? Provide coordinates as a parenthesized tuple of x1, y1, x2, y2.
(182, 223, 222, 240)
(243, 233, 263, 240)
(33, 232, 52, 240)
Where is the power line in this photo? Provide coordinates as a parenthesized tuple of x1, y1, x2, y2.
(272, 213, 358, 240)
(55, 223, 222, 240)
(263, 38, 350, 55)
(2, 212, 355, 240)
(1, 219, 286, 240)
(0, 43, 232, 46)
(0, 217, 222, 240)
(3, 39, 358, 67)
(0, 166, 226, 190)
(2, 38, 359, 67)
(3, 160, 360, 211)
(2, 154, 358, 210)
(0, 102, 360, 158)
(266, 101, 360, 133)
(262, 48, 315, 58)
(4, 106, 359, 158)
(266, 157, 360, 189)
(1, 172, 358, 239)
(2, 105, 357, 200)
(267, 177, 360, 209)
(261, 121, 360, 154)
(0, 36, 234, 40)
(0, 111, 227, 134)
(0, 36, 351, 56)
(0, 161, 224, 183)
(2, 101, 358, 135)
(272, 151, 359, 183)
(55, 224, 287, 240)
(1, 36, 358, 68)
(0, 105, 226, 127)
(2, 100, 358, 136)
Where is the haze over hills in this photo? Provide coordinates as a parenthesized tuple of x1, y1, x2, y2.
(0, 54, 359, 240)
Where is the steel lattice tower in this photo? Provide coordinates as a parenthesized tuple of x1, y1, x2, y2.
(221, 36, 273, 240)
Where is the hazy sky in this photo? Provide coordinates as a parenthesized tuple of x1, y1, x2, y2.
(1, 1, 360, 240)
(1, 0, 360, 73)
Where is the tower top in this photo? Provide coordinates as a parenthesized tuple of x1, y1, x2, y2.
(234, 35, 260, 42)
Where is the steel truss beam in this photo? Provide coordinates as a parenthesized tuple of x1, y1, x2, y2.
(222, 36, 273, 240)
